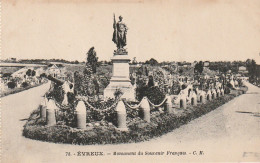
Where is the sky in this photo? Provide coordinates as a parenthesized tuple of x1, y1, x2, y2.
(2, 0, 260, 64)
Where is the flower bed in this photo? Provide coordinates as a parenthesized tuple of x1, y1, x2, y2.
(23, 93, 238, 145)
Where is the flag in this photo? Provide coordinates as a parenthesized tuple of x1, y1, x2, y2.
(112, 14, 118, 45)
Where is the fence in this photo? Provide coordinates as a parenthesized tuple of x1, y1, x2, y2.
(39, 87, 223, 131)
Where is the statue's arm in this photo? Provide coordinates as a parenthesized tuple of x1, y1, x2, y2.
(124, 23, 128, 31)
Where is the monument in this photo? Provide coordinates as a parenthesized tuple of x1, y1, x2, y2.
(104, 14, 135, 100)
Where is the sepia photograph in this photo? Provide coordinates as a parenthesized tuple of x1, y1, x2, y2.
(1, 0, 260, 162)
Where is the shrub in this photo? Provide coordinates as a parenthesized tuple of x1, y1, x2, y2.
(46, 84, 64, 103)
(114, 88, 123, 99)
(136, 86, 165, 105)
(86, 98, 117, 123)
(56, 108, 77, 127)
(21, 82, 29, 88)
(7, 81, 16, 89)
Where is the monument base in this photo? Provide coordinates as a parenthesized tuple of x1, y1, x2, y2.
(104, 80, 135, 101)
(103, 52, 135, 101)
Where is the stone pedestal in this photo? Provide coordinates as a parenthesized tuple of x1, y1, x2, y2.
(104, 52, 135, 101)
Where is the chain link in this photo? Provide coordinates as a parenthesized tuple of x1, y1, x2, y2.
(123, 100, 141, 109)
(147, 97, 167, 107)
(82, 99, 118, 113)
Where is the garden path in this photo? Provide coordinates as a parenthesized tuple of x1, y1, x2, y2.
(1, 82, 260, 162)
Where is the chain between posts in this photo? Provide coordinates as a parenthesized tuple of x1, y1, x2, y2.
(123, 100, 141, 109)
(52, 98, 72, 110)
(52, 95, 119, 113)
(53, 94, 168, 112)
(147, 97, 167, 107)
(82, 99, 119, 113)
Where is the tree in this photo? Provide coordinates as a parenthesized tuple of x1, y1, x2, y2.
(86, 47, 98, 73)
(194, 61, 204, 74)
(7, 81, 16, 89)
(26, 69, 32, 76)
(179, 69, 183, 74)
(246, 59, 257, 82)
(145, 58, 158, 66)
(31, 70, 36, 76)
(147, 75, 154, 87)
(132, 57, 137, 65)
(145, 66, 149, 76)
(3, 73, 12, 78)
(26, 69, 36, 76)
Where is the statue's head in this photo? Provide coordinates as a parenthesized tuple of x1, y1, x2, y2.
(119, 15, 123, 20)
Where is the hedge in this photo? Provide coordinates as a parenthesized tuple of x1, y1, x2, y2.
(1, 82, 46, 98)
(23, 93, 237, 145)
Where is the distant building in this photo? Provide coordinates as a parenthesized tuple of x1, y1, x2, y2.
(191, 61, 198, 67)
(4, 58, 17, 62)
(178, 62, 191, 68)
(47, 64, 66, 80)
(203, 61, 210, 67)
(130, 63, 142, 68)
(238, 66, 248, 74)
(35, 67, 46, 77)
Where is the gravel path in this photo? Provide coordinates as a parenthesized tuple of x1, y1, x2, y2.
(1, 82, 260, 162)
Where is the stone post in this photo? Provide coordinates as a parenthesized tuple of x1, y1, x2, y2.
(212, 91, 216, 99)
(221, 89, 225, 96)
(217, 90, 220, 97)
(191, 96, 197, 106)
(76, 101, 86, 129)
(46, 99, 57, 126)
(40, 96, 47, 119)
(180, 97, 187, 109)
(165, 95, 173, 114)
(116, 100, 128, 131)
(207, 92, 212, 101)
(140, 97, 150, 122)
(201, 94, 206, 104)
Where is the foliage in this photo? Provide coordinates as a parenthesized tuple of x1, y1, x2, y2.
(32, 70, 36, 76)
(86, 47, 98, 73)
(179, 69, 183, 74)
(147, 75, 154, 87)
(26, 69, 36, 77)
(56, 108, 77, 127)
(136, 65, 149, 77)
(113, 88, 123, 99)
(82, 64, 97, 97)
(246, 59, 258, 82)
(73, 71, 84, 95)
(170, 80, 180, 95)
(132, 57, 137, 65)
(7, 81, 16, 89)
(136, 86, 165, 105)
(2, 73, 12, 78)
(21, 82, 29, 88)
(46, 84, 64, 103)
(1, 82, 46, 98)
(86, 98, 117, 123)
(194, 61, 204, 74)
(145, 58, 158, 66)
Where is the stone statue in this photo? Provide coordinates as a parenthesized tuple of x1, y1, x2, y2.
(112, 14, 128, 54)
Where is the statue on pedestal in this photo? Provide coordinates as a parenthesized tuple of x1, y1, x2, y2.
(112, 14, 128, 55)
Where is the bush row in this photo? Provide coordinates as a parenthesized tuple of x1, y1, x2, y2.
(1, 82, 46, 97)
